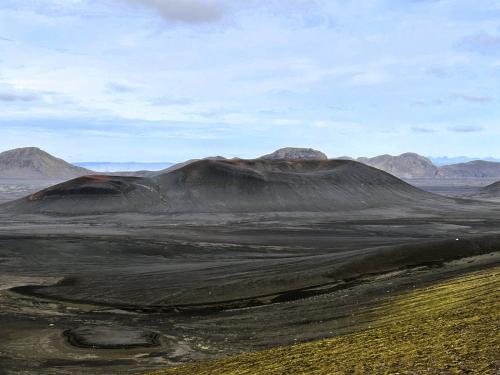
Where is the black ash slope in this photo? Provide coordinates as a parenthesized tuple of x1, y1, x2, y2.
(2, 159, 452, 214)
(1, 175, 162, 214)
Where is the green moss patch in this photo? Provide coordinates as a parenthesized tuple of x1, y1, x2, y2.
(147, 266, 500, 374)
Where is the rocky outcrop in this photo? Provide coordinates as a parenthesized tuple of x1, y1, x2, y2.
(259, 147, 328, 161)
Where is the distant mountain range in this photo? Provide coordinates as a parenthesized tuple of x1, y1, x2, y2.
(350, 153, 500, 180)
(1, 147, 500, 181)
(429, 156, 500, 166)
(74, 162, 174, 172)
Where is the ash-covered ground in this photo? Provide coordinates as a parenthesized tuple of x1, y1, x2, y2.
(0, 171, 499, 374)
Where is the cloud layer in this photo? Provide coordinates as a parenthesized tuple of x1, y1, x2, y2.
(0, 0, 499, 161)
(0, 91, 39, 102)
(125, 0, 226, 23)
(448, 125, 483, 133)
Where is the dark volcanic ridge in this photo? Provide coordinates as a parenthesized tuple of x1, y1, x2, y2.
(468, 180, 500, 201)
(161, 150, 500, 181)
(1, 159, 451, 215)
(5, 175, 163, 214)
(482, 181, 500, 194)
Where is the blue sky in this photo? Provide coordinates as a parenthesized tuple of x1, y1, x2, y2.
(0, 0, 499, 162)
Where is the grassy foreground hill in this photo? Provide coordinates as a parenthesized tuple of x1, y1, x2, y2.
(146, 265, 500, 375)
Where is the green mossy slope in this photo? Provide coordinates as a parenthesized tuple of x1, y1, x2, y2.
(147, 266, 500, 374)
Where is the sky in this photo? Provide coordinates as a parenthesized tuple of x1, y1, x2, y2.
(0, 0, 499, 162)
